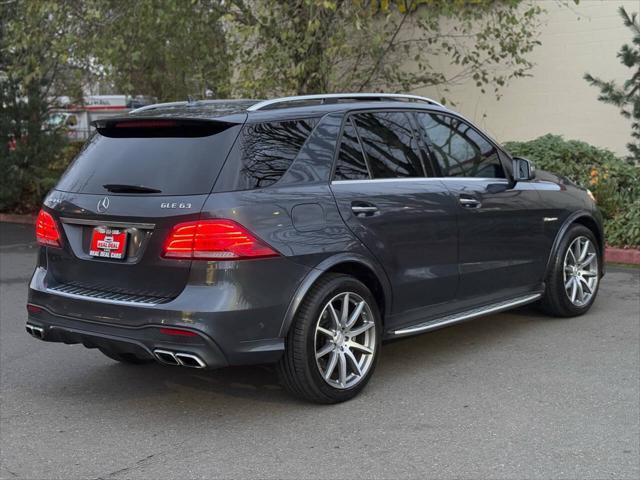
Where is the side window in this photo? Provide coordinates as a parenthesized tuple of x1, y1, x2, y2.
(415, 113, 505, 178)
(334, 118, 370, 181)
(235, 118, 318, 189)
(352, 112, 425, 179)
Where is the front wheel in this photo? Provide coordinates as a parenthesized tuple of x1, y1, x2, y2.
(540, 224, 601, 317)
(277, 274, 381, 403)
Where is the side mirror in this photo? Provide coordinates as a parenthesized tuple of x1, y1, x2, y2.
(512, 157, 535, 182)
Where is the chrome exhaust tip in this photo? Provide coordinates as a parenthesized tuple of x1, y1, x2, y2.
(154, 349, 180, 366)
(153, 349, 205, 368)
(26, 323, 45, 340)
(174, 352, 206, 369)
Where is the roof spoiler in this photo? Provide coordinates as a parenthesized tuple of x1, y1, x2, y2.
(92, 118, 236, 138)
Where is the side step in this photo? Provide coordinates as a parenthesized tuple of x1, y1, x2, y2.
(391, 293, 542, 337)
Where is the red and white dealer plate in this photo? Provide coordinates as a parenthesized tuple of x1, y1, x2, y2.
(89, 227, 128, 260)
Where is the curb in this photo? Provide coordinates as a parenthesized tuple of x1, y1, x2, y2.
(606, 247, 640, 266)
(1, 214, 639, 265)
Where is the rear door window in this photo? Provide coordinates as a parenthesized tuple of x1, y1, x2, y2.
(56, 122, 242, 195)
(334, 118, 370, 181)
(352, 112, 425, 179)
(414, 113, 505, 178)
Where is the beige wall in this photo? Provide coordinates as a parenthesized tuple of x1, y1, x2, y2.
(417, 0, 637, 156)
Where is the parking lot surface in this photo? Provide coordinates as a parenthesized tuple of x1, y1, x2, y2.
(1, 221, 638, 479)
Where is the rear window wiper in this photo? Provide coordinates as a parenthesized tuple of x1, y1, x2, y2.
(103, 184, 162, 194)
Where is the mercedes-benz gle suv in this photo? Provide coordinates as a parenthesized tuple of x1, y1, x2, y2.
(26, 93, 604, 403)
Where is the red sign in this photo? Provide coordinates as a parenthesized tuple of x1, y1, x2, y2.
(89, 227, 127, 259)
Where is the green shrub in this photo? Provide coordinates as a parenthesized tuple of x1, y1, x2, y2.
(504, 134, 640, 247)
(0, 137, 80, 214)
(606, 198, 640, 248)
(0, 134, 65, 214)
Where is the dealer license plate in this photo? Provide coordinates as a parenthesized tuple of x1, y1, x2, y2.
(89, 227, 128, 260)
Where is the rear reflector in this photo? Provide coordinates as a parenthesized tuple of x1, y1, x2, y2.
(162, 219, 279, 261)
(35, 209, 62, 247)
(26, 304, 43, 314)
(159, 327, 198, 337)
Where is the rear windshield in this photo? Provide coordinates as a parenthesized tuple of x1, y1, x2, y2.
(56, 123, 242, 195)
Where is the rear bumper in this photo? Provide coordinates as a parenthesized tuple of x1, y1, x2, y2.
(25, 307, 229, 368)
(25, 303, 286, 368)
(26, 256, 312, 366)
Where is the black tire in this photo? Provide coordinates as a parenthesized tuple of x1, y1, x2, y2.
(539, 224, 601, 317)
(277, 273, 382, 404)
(99, 348, 153, 365)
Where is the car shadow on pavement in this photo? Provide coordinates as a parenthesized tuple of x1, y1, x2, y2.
(44, 305, 557, 410)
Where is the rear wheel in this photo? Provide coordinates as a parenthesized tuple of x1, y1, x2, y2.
(277, 274, 381, 403)
(99, 348, 153, 365)
(540, 224, 601, 317)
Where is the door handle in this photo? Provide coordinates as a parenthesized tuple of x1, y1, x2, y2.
(459, 196, 481, 208)
(351, 203, 378, 216)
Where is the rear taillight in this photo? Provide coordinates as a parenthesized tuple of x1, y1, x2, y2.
(35, 209, 62, 248)
(162, 219, 279, 260)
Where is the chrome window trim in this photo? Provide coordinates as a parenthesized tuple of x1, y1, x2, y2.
(331, 177, 510, 185)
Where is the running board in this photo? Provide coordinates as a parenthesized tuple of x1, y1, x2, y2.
(390, 293, 542, 337)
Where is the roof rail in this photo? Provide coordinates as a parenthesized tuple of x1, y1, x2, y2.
(246, 93, 444, 111)
(129, 101, 188, 114)
(129, 99, 258, 115)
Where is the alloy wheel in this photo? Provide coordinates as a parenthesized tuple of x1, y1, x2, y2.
(563, 236, 598, 307)
(314, 292, 376, 389)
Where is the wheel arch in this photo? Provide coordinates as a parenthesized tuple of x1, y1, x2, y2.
(279, 254, 392, 337)
(545, 211, 605, 278)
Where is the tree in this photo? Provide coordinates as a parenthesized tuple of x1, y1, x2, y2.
(0, 0, 88, 212)
(584, 6, 640, 163)
(0, 0, 556, 213)
(225, 0, 546, 101)
(87, 0, 231, 101)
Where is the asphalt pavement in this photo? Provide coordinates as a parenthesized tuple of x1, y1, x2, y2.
(1, 221, 638, 479)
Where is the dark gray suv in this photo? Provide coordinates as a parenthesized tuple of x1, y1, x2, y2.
(26, 93, 604, 403)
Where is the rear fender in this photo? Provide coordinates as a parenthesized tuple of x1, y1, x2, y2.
(278, 253, 392, 337)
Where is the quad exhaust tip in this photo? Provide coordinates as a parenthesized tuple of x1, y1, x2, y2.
(153, 349, 206, 369)
(26, 323, 45, 340)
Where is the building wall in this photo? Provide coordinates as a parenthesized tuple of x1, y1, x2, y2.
(417, 0, 637, 156)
